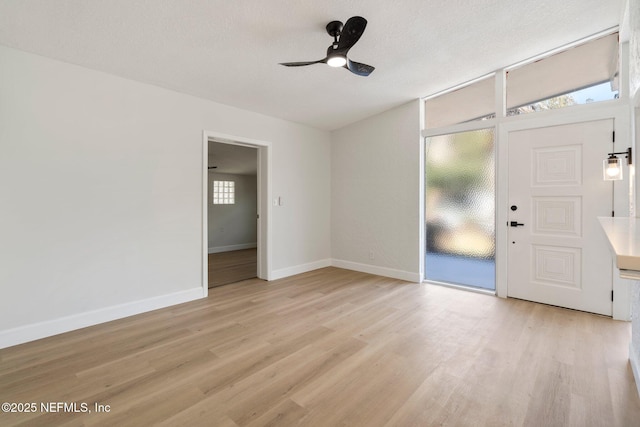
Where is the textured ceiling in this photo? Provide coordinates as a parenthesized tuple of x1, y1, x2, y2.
(0, 0, 625, 131)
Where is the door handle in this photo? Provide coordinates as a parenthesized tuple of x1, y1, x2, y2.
(509, 221, 524, 227)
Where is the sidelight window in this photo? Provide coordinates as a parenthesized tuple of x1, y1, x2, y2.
(425, 128, 496, 290)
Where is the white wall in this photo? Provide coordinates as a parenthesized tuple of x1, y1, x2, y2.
(208, 172, 257, 252)
(330, 101, 422, 282)
(629, 0, 640, 396)
(630, 0, 640, 97)
(632, 282, 640, 397)
(630, 0, 640, 216)
(0, 45, 331, 347)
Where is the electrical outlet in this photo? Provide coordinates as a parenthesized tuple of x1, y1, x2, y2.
(369, 250, 375, 260)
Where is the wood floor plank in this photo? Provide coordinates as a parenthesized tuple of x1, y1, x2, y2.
(1, 267, 638, 426)
(223, 335, 367, 425)
(243, 398, 307, 427)
(209, 249, 257, 288)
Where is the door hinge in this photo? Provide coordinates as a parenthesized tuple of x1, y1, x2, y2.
(612, 131, 616, 142)
(612, 210, 615, 217)
(611, 290, 614, 302)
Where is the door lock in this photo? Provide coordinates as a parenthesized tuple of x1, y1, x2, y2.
(509, 221, 525, 227)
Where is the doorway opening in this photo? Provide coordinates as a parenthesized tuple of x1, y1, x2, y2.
(202, 131, 271, 295)
(207, 141, 258, 288)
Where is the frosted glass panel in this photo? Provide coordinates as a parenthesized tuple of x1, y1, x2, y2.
(425, 128, 495, 290)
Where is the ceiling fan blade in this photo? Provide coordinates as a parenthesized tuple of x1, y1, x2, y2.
(345, 59, 375, 76)
(337, 16, 367, 53)
(280, 59, 326, 67)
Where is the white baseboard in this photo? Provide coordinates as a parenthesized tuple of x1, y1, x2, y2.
(208, 243, 257, 254)
(270, 259, 332, 281)
(631, 342, 640, 399)
(0, 287, 204, 349)
(331, 259, 420, 283)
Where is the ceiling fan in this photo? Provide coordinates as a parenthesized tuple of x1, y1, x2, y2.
(280, 16, 375, 77)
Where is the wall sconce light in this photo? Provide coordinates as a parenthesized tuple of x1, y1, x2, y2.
(603, 147, 632, 181)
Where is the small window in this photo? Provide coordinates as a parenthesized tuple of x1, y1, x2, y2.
(506, 81, 618, 116)
(213, 180, 235, 205)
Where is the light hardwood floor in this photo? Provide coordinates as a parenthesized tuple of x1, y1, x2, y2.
(209, 249, 258, 288)
(1, 267, 639, 426)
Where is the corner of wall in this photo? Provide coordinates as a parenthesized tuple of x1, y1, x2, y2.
(331, 259, 421, 283)
(270, 259, 332, 281)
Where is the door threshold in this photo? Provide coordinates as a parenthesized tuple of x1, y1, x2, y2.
(423, 279, 496, 296)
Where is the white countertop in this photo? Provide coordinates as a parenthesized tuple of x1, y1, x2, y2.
(598, 217, 640, 278)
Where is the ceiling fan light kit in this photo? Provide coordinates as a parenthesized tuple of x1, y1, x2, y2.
(280, 16, 375, 76)
(327, 51, 347, 67)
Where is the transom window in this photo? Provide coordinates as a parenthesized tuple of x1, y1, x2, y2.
(424, 75, 495, 129)
(506, 32, 619, 115)
(213, 180, 235, 205)
(423, 32, 619, 128)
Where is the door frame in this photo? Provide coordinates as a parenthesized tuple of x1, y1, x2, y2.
(202, 130, 272, 296)
(496, 104, 631, 319)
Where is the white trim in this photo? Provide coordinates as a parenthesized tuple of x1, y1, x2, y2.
(633, 84, 640, 108)
(498, 101, 627, 130)
(612, 97, 633, 320)
(495, 117, 508, 299)
(332, 259, 420, 283)
(271, 259, 332, 280)
(0, 288, 203, 349)
(418, 102, 426, 282)
(203, 130, 272, 283)
(425, 279, 496, 296)
(422, 117, 497, 138)
(208, 243, 257, 254)
(202, 132, 208, 297)
(619, 42, 630, 102)
(630, 342, 640, 399)
(424, 98, 623, 139)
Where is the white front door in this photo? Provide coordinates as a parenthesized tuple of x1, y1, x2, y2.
(507, 119, 613, 316)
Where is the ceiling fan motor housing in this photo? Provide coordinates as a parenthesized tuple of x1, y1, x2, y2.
(326, 20, 343, 38)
